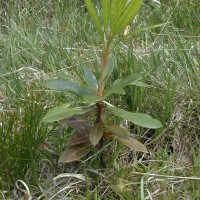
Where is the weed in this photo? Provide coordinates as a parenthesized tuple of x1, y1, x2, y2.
(42, 0, 162, 164)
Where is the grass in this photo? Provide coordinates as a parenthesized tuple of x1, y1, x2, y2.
(0, 0, 200, 199)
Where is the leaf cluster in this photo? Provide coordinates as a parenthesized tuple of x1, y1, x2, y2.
(42, 0, 162, 163)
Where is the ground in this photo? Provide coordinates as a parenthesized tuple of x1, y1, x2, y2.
(0, 0, 200, 199)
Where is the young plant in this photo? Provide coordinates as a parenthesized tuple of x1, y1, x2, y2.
(42, 0, 162, 163)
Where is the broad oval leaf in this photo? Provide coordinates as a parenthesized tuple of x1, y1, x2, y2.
(111, 88, 125, 95)
(131, 81, 150, 87)
(113, 0, 142, 36)
(82, 95, 105, 104)
(62, 116, 90, 132)
(104, 84, 125, 96)
(42, 105, 92, 123)
(111, 74, 142, 89)
(89, 123, 103, 146)
(107, 125, 148, 153)
(117, 137, 148, 153)
(84, 0, 104, 42)
(59, 142, 92, 163)
(105, 55, 115, 82)
(107, 125, 130, 140)
(67, 134, 90, 148)
(106, 73, 142, 96)
(82, 66, 98, 90)
(42, 79, 93, 96)
(108, 106, 162, 129)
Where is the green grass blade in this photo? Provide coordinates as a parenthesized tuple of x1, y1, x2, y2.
(141, 177, 145, 200)
(115, 23, 166, 46)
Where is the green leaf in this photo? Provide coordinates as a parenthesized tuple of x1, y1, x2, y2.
(105, 55, 115, 82)
(117, 137, 148, 153)
(118, 0, 130, 14)
(107, 125, 130, 140)
(111, 74, 142, 89)
(113, 0, 142, 36)
(84, 0, 104, 42)
(82, 66, 98, 90)
(58, 142, 92, 163)
(42, 105, 92, 123)
(111, 88, 125, 95)
(82, 95, 105, 104)
(131, 81, 150, 87)
(42, 79, 93, 96)
(89, 123, 103, 146)
(102, 0, 111, 29)
(108, 106, 162, 129)
(106, 74, 142, 96)
(110, 0, 125, 32)
(109, 0, 118, 33)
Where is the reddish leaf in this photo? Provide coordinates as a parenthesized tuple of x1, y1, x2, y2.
(107, 125, 148, 153)
(67, 134, 90, 148)
(116, 137, 148, 153)
(63, 116, 90, 132)
(58, 142, 93, 163)
(107, 125, 130, 140)
(89, 123, 103, 146)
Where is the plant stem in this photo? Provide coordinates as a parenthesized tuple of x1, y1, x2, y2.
(98, 42, 111, 97)
(96, 102, 103, 123)
(96, 41, 111, 167)
(96, 102, 106, 168)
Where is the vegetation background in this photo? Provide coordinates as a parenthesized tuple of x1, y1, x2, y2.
(0, 0, 199, 199)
